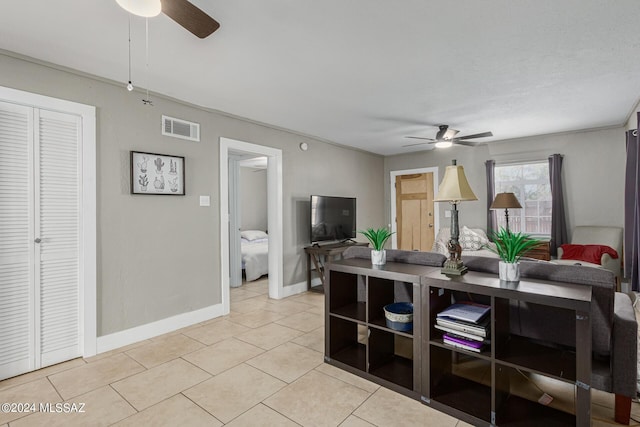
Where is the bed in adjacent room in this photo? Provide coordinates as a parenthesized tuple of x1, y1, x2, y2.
(241, 230, 269, 282)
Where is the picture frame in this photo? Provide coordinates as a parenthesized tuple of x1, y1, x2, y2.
(130, 151, 185, 195)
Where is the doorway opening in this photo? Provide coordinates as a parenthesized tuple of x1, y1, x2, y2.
(219, 138, 283, 315)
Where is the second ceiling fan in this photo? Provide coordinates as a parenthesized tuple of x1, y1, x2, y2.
(404, 125, 493, 148)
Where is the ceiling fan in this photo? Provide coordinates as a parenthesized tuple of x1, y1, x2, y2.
(116, 0, 220, 39)
(404, 125, 493, 148)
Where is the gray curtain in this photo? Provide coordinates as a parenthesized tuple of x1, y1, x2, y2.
(625, 123, 640, 291)
(548, 154, 568, 256)
(485, 160, 497, 237)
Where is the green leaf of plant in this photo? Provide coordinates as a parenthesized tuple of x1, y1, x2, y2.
(484, 227, 541, 263)
(358, 227, 395, 251)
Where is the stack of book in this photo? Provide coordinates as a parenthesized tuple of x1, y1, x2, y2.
(435, 301, 490, 353)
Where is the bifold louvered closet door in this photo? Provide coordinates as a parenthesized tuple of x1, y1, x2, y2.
(0, 101, 81, 380)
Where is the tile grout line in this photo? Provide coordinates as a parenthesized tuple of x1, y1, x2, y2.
(45, 375, 64, 402)
(179, 391, 225, 425)
(346, 389, 379, 425)
(242, 353, 324, 386)
(0, 358, 87, 394)
(107, 383, 139, 415)
(177, 356, 215, 380)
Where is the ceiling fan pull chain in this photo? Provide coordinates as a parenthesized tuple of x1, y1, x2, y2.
(127, 15, 133, 91)
(142, 17, 153, 105)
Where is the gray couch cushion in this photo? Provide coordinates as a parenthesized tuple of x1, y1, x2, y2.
(343, 246, 447, 267)
(462, 256, 615, 356)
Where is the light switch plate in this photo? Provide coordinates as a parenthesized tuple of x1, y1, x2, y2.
(445, 210, 451, 218)
(199, 196, 210, 207)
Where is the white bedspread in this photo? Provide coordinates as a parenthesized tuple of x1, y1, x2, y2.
(242, 238, 268, 282)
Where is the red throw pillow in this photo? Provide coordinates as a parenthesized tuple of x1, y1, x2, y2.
(559, 244, 619, 265)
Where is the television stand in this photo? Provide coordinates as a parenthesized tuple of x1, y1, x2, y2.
(304, 241, 368, 292)
(340, 238, 357, 244)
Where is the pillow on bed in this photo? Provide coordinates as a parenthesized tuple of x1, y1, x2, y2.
(241, 230, 268, 241)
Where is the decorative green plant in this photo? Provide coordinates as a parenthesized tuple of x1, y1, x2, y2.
(359, 227, 395, 251)
(485, 227, 540, 263)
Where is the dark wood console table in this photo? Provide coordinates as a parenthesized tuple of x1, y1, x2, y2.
(303, 242, 368, 292)
(325, 258, 592, 426)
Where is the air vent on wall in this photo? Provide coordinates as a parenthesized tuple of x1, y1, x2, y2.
(162, 115, 200, 142)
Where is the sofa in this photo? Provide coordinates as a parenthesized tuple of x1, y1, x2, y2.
(342, 246, 637, 424)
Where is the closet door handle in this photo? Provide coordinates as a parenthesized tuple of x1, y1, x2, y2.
(34, 238, 42, 243)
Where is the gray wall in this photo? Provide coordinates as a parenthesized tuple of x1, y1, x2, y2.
(0, 52, 385, 336)
(240, 167, 268, 232)
(385, 127, 626, 239)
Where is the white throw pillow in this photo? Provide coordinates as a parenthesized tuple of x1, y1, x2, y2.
(241, 230, 268, 241)
(459, 226, 489, 251)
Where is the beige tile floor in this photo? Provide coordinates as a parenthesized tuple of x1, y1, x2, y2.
(0, 277, 638, 426)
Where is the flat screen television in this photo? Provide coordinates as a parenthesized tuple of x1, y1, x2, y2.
(310, 195, 356, 243)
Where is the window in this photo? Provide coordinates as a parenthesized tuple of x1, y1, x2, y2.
(494, 162, 551, 236)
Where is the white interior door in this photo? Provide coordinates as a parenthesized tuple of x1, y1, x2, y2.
(0, 101, 36, 378)
(0, 102, 81, 380)
(35, 109, 81, 367)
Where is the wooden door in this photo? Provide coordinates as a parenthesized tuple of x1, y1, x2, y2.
(395, 173, 435, 251)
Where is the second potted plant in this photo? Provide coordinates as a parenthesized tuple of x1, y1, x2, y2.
(359, 227, 395, 266)
(485, 227, 540, 282)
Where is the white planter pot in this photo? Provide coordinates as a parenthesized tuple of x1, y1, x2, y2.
(499, 261, 520, 282)
(371, 249, 386, 266)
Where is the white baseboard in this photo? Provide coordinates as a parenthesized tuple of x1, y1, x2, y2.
(96, 303, 224, 354)
(281, 277, 322, 298)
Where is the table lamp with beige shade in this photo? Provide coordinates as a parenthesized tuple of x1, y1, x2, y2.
(434, 160, 478, 276)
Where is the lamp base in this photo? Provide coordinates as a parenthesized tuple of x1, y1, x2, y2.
(441, 237, 468, 276)
(441, 259, 468, 276)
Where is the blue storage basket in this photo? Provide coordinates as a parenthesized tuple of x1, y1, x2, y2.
(383, 302, 413, 332)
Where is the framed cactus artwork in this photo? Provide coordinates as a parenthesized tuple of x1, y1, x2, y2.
(130, 151, 185, 195)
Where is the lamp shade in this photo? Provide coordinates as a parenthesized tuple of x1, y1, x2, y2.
(434, 163, 478, 202)
(490, 192, 522, 209)
(116, 0, 161, 17)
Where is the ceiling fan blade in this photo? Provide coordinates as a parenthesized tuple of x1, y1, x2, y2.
(162, 0, 220, 38)
(402, 142, 431, 147)
(404, 136, 436, 141)
(456, 131, 493, 140)
(453, 140, 481, 147)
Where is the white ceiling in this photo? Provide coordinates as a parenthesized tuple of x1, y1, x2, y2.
(2, 1, 640, 155)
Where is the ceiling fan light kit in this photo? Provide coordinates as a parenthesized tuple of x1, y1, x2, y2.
(435, 140, 453, 149)
(116, 0, 161, 17)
